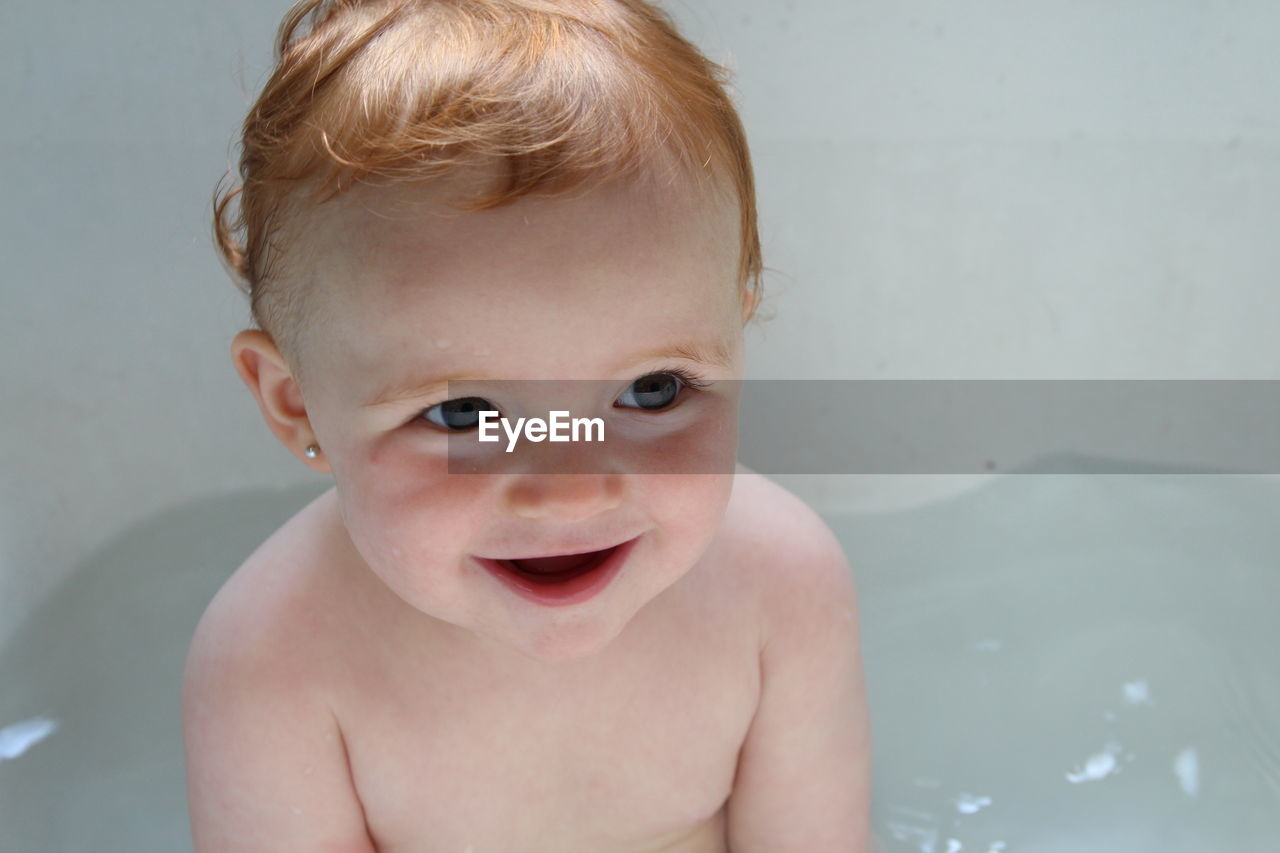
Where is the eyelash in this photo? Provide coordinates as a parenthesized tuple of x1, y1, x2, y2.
(412, 366, 711, 428)
(649, 366, 711, 394)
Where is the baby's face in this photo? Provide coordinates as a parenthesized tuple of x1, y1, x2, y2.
(292, 168, 747, 664)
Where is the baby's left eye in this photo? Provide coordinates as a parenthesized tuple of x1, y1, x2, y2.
(615, 371, 704, 411)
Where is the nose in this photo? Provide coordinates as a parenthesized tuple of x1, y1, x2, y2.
(503, 471, 625, 521)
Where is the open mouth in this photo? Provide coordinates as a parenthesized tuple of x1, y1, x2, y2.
(475, 537, 639, 606)
(497, 545, 619, 584)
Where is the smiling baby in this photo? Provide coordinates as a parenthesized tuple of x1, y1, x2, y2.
(181, 1, 871, 850)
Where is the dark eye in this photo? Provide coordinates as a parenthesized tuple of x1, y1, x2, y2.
(420, 396, 497, 432)
(616, 372, 688, 411)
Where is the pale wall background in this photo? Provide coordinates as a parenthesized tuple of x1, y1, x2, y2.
(2, 0, 1277, 647)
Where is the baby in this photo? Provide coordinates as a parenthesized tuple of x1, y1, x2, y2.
(182, 1, 871, 850)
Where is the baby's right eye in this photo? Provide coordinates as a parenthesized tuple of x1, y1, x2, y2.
(418, 396, 498, 432)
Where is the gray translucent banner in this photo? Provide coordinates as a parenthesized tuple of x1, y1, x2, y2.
(443, 380, 1280, 474)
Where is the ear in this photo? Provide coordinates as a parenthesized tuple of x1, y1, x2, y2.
(230, 329, 331, 474)
(740, 287, 758, 324)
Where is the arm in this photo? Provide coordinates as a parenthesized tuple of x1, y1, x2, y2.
(181, 608, 377, 853)
(726, 504, 873, 852)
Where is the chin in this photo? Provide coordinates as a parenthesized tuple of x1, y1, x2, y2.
(513, 618, 628, 664)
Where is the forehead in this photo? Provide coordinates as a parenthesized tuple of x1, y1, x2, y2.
(309, 163, 736, 274)
(291, 165, 742, 377)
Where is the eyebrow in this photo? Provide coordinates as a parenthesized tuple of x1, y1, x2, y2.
(364, 339, 735, 408)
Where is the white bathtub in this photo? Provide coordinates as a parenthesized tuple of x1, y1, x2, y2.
(2, 458, 1277, 851)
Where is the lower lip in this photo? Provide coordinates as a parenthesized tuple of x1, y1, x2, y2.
(474, 536, 638, 607)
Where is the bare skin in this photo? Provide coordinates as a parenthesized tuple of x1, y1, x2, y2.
(184, 168, 871, 851)
(186, 466, 860, 851)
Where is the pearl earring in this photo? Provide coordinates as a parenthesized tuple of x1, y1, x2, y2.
(304, 444, 320, 459)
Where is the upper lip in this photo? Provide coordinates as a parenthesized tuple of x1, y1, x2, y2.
(477, 533, 640, 562)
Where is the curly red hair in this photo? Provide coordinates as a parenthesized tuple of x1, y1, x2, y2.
(213, 0, 762, 368)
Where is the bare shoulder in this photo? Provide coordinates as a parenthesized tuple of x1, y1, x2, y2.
(720, 467, 871, 851)
(721, 464, 858, 624)
(185, 487, 346, 675)
(182, 485, 350, 736)
(182, 485, 371, 729)
(725, 463, 841, 542)
(182, 488, 374, 851)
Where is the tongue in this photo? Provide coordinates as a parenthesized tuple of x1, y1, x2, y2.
(512, 548, 609, 575)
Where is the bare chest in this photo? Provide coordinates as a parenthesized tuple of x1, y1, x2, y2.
(333, 610, 760, 852)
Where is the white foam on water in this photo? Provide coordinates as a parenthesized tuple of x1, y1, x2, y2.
(1066, 740, 1123, 783)
(955, 793, 993, 815)
(1173, 746, 1200, 798)
(1122, 679, 1151, 705)
(0, 715, 59, 761)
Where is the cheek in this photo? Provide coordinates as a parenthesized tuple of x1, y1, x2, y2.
(643, 472, 735, 555)
(666, 404, 738, 475)
(610, 389, 740, 477)
(332, 432, 494, 568)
